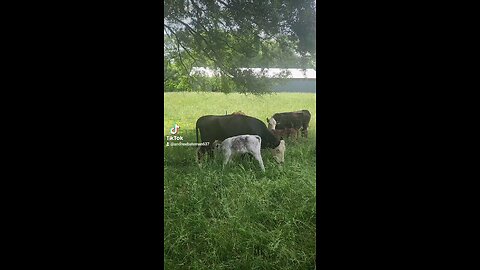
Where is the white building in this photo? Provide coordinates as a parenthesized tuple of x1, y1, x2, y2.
(190, 67, 316, 93)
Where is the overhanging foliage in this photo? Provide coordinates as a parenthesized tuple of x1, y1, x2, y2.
(164, 0, 316, 94)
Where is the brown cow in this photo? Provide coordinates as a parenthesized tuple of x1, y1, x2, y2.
(231, 111, 246, 115)
(270, 110, 311, 138)
(269, 128, 300, 140)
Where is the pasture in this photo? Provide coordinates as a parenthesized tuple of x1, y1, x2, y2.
(164, 92, 316, 269)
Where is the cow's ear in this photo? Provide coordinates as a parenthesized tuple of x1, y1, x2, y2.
(280, 136, 284, 140)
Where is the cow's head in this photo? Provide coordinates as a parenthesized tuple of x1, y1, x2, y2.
(267, 117, 277, 129)
(271, 140, 286, 164)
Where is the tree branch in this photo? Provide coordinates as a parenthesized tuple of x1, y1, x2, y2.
(164, 25, 190, 78)
(165, 24, 199, 65)
(171, 17, 235, 78)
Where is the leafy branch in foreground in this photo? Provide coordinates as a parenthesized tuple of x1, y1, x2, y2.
(164, 0, 316, 94)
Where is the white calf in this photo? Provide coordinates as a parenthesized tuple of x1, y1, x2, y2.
(213, 135, 265, 172)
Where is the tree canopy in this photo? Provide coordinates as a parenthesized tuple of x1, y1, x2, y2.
(164, 0, 316, 93)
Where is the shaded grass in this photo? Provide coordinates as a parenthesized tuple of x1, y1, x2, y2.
(164, 92, 316, 269)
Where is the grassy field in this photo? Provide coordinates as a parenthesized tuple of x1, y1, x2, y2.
(164, 92, 316, 269)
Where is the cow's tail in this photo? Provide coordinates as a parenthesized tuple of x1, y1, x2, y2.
(196, 123, 199, 144)
(256, 136, 262, 147)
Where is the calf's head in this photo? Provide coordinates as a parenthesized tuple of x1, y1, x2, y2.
(271, 140, 286, 164)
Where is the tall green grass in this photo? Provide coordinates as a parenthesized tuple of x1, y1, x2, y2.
(164, 92, 316, 269)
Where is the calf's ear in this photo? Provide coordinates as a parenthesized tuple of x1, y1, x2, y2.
(266, 118, 269, 122)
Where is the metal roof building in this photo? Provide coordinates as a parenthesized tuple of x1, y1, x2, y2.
(190, 67, 317, 93)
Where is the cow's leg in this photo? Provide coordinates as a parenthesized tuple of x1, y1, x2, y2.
(302, 125, 308, 138)
(207, 143, 215, 159)
(252, 151, 265, 172)
(196, 146, 206, 165)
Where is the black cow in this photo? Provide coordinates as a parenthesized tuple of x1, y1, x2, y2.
(195, 114, 286, 164)
(269, 110, 311, 138)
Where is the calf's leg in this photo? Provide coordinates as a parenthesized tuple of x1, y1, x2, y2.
(222, 150, 232, 170)
(252, 151, 265, 172)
